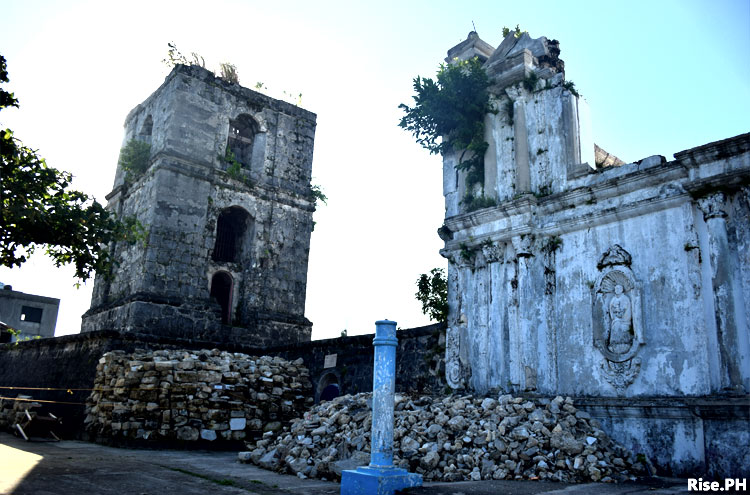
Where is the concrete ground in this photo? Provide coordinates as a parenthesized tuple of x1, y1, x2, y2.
(0, 433, 692, 494)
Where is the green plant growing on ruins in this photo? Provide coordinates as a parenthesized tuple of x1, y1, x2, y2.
(459, 243, 477, 265)
(399, 57, 494, 195)
(310, 183, 327, 206)
(118, 139, 152, 183)
(282, 90, 303, 107)
(522, 71, 539, 92)
(162, 42, 207, 69)
(252, 82, 303, 106)
(219, 62, 239, 84)
(563, 80, 579, 97)
(224, 149, 242, 177)
(221, 149, 254, 187)
(415, 268, 448, 323)
(463, 193, 497, 212)
(308, 183, 327, 231)
(502, 25, 527, 39)
(165, 467, 239, 487)
(1, 54, 143, 283)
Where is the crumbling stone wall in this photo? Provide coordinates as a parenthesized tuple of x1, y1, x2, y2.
(84, 349, 312, 445)
(272, 323, 446, 401)
(0, 324, 444, 438)
(438, 31, 750, 477)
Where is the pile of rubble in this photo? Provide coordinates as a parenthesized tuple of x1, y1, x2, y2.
(241, 393, 646, 482)
(0, 395, 39, 432)
(84, 349, 312, 444)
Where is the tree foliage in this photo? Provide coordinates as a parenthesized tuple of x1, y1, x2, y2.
(415, 268, 448, 323)
(0, 54, 141, 282)
(398, 57, 492, 172)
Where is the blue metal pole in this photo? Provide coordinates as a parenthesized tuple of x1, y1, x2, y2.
(370, 320, 398, 467)
(340, 319, 422, 495)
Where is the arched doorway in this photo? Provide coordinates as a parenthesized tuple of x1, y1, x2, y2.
(210, 272, 233, 324)
(318, 372, 340, 403)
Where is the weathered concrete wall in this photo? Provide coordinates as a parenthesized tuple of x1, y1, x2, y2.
(576, 397, 749, 478)
(82, 65, 316, 346)
(439, 31, 750, 477)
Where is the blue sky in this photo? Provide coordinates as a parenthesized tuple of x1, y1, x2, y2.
(1, 0, 748, 339)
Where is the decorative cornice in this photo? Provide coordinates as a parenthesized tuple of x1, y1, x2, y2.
(673, 132, 750, 168)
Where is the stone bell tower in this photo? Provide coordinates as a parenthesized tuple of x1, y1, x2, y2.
(82, 64, 316, 346)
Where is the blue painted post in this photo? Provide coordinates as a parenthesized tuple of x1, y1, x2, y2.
(340, 320, 423, 495)
(370, 319, 397, 468)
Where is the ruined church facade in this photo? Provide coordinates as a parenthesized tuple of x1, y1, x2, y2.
(440, 32, 749, 475)
(81, 65, 316, 346)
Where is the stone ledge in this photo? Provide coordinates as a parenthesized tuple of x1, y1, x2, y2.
(574, 395, 750, 420)
(674, 132, 750, 165)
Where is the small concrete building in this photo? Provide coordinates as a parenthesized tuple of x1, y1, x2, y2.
(438, 32, 749, 477)
(82, 65, 317, 346)
(0, 286, 59, 340)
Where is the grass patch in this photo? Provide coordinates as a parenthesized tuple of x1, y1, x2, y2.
(165, 466, 245, 489)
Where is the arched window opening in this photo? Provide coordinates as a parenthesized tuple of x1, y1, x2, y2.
(317, 373, 340, 403)
(210, 272, 233, 325)
(139, 115, 153, 144)
(227, 114, 259, 169)
(212, 207, 250, 263)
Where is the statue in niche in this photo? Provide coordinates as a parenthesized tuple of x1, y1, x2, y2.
(592, 246, 644, 393)
(607, 284, 633, 354)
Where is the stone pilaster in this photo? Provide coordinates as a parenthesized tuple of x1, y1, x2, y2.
(506, 87, 530, 193)
(697, 192, 744, 391)
(512, 235, 536, 391)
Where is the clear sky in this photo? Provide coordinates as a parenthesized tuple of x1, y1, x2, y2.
(1, 0, 748, 340)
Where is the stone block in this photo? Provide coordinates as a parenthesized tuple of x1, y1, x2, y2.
(200, 429, 217, 441)
(230, 418, 246, 431)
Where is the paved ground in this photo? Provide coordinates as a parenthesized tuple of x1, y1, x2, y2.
(0, 433, 692, 494)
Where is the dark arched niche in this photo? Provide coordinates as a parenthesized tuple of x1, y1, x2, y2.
(210, 271, 233, 325)
(227, 114, 260, 169)
(212, 207, 251, 263)
(317, 372, 341, 403)
(139, 115, 153, 143)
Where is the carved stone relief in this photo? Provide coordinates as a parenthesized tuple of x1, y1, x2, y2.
(592, 245, 644, 393)
(512, 234, 534, 258)
(445, 313, 467, 389)
(597, 243, 632, 270)
(482, 242, 504, 264)
(696, 192, 728, 220)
